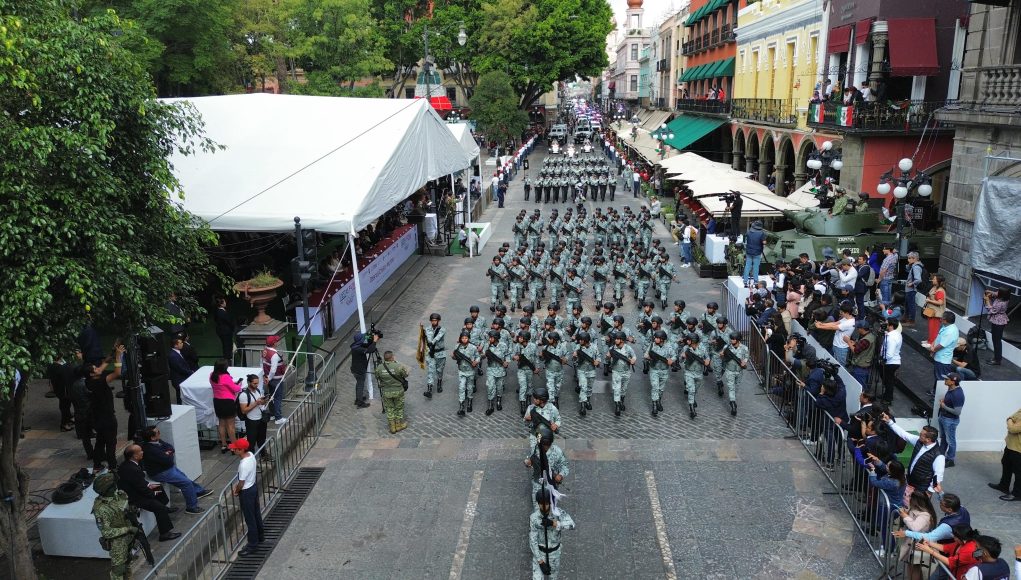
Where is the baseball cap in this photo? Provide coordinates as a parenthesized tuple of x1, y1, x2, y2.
(228, 438, 251, 451)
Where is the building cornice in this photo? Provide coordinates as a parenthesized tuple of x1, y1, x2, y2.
(737, 0, 822, 44)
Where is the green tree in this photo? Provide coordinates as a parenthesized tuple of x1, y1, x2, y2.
(475, 0, 612, 108)
(469, 71, 528, 145)
(237, 0, 302, 93)
(0, 3, 223, 574)
(292, 0, 392, 94)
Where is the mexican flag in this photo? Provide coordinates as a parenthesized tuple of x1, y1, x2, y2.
(809, 103, 824, 123)
(838, 106, 854, 127)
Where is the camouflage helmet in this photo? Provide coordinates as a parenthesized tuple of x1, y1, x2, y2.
(93, 473, 118, 498)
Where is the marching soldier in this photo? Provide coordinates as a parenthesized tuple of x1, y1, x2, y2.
(548, 259, 566, 307)
(487, 256, 508, 312)
(483, 330, 510, 415)
(468, 305, 486, 333)
(513, 331, 540, 415)
(611, 254, 630, 308)
(710, 316, 733, 397)
(508, 257, 528, 312)
(682, 333, 711, 419)
(422, 313, 446, 399)
(720, 331, 749, 416)
(702, 301, 721, 327)
(529, 488, 576, 580)
(639, 215, 654, 250)
(524, 387, 561, 448)
(636, 300, 656, 341)
(563, 268, 584, 313)
(605, 331, 636, 416)
(513, 214, 526, 249)
(572, 331, 600, 416)
(645, 330, 674, 417)
(527, 210, 543, 249)
(548, 210, 561, 248)
(591, 256, 610, 305)
(545, 303, 565, 331)
(655, 254, 677, 309)
(540, 331, 568, 407)
(667, 300, 690, 344)
(453, 331, 480, 416)
(527, 257, 545, 311)
(525, 426, 569, 506)
(635, 254, 656, 303)
(92, 473, 139, 580)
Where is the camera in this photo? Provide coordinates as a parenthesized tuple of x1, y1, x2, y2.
(369, 322, 383, 340)
(816, 360, 840, 378)
(718, 191, 740, 205)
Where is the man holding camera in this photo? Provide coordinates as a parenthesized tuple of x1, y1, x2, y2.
(350, 331, 379, 409)
(375, 351, 409, 434)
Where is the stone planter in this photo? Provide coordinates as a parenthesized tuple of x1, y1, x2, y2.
(234, 278, 284, 325)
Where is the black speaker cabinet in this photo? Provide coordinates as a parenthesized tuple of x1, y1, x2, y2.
(143, 374, 173, 418)
(138, 329, 170, 379)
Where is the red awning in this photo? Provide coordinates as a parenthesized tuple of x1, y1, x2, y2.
(428, 95, 453, 112)
(827, 24, 852, 54)
(887, 18, 939, 76)
(854, 18, 874, 45)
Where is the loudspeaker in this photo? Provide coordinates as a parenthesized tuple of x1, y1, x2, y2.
(138, 329, 170, 378)
(143, 375, 173, 418)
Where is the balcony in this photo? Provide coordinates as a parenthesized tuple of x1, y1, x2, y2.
(732, 98, 798, 127)
(978, 65, 1021, 108)
(675, 98, 732, 116)
(806, 101, 954, 133)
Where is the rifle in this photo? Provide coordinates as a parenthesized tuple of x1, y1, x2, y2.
(613, 266, 627, 279)
(683, 348, 706, 370)
(518, 351, 536, 371)
(452, 346, 474, 367)
(575, 347, 595, 366)
(530, 268, 545, 280)
(599, 317, 611, 333)
(513, 223, 523, 235)
(127, 508, 155, 565)
(486, 267, 507, 280)
(507, 267, 523, 281)
(565, 279, 582, 295)
(720, 345, 743, 367)
(607, 347, 634, 370)
(528, 222, 541, 234)
(484, 348, 505, 366)
(550, 270, 564, 283)
(640, 263, 656, 278)
(541, 346, 562, 364)
(648, 348, 671, 367)
(593, 270, 607, 282)
(669, 315, 683, 330)
(657, 265, 672, 279)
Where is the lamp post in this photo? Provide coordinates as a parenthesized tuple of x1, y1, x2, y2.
(877, 157, 932, 254)
(805, 140, 844, 184)
(651, 122, 675, 159)
(422, 22, 468, 106)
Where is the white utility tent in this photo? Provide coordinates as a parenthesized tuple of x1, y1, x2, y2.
(163, 93, 473, 234)
(660, 152, 751, 178)
(786, 180, 823, 208)
(447, 122, 480, 161)
(694, 190, 806, 218)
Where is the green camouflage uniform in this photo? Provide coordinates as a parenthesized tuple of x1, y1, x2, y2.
(574, 342, 600, 403)
(612, 261, 630, 301)
(722, 343, 749, 402)
(710, 324, 732, 385)
(424, 325, 446, 389)
(508, 263, 528, 310)
(636, 261, 656, 302)
(525, 402, 562, 448)
(529, 508, 576, 580)
(515, 341, 539, 401)
(375, 358, 409, 424)
(453, 344, 480, 403)
(484, 341, 510, 400)
(656, 260, 676, 302)
(563, 274, 584, 313)
(541, 341, 567, 400)
(488, 263, 508, 309)
(646, 341, 674, 404)
(607, 343, 635, 402)
(527, 444, 570, 506)
(93, 488, 136, 580)
(682, 342, 711, 405)
(592, 262, 610, 303)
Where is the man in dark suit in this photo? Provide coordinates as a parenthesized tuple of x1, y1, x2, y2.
(167, 336, 196, 405)
(117, 445, 181, 541)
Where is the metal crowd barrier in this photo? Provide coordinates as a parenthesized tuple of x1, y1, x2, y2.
(747, 331, 953, 578)
(142, 352, 339, 579)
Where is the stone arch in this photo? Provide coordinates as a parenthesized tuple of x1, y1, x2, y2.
(796, 136, 818, 189)
(745, 131, 760, 175)
(732, 127, 746, 171)
(776, 136, 797, 196)
(759, 132, 776, 185)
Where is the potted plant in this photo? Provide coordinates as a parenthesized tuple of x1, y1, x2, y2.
(663, 203, 675, 224)
(233, 268, 284, 325)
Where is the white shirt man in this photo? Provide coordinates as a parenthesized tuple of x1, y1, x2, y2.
(837, 261, 858, 291)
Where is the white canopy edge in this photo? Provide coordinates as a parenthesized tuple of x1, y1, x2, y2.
(163, 93, 473, 234)
(447, 122, 480, 162)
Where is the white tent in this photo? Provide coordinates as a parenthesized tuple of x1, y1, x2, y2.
(660, 152, 750, 178)
(163, 93, 473, 234)
(447, 122, 480, 161)
(786, 180, 823, 208)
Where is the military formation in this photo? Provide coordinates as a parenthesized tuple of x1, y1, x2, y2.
(524, 154, 617, 204)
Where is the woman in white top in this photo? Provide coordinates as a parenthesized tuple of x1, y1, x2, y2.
(898, 489, 937, 580)
(879, 318, 903, 405)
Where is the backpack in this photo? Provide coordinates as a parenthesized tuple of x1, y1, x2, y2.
(236, 390, 255, 421)
(913, 264, 931, 296)
(863, 266, 876, 287)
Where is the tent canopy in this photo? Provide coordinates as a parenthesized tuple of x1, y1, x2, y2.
(447, 122, 480, 162)
(661, 151, 751, 178)
(164, 93, 472, 234)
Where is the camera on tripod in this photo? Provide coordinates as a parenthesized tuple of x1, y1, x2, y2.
(717, 191, 741, 205)
(369, 322, 383, 340)
(816, 359, 840, 378)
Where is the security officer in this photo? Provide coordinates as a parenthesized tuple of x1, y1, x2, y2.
(572, 331, 600, 416)
(92, 473, 137, 580)
(513, 330, 540, 415)
(508, 257, 528, 312)
(423, 313, 446, 399)
(525, 425, 569, 505)
(453, 331, 480, 416)
(720, 331, 749, 416)
(605, 331, 637, 416)
(487, 256, 508, 312)
(682, 333, 711, 419)
(655, 254, 677, 309)
(483, 329, 510, 415)
(645, 330, 674, 417)
(541, 331, 568, 406)
(375, 350, 410, 433)
(529, 487, 576, 580)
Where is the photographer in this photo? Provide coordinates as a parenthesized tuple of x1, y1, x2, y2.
(724, 192, 742, 236)
(350, 330, 379, 409)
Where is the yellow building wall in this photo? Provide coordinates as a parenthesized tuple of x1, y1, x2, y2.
(734, 0, 822, 130)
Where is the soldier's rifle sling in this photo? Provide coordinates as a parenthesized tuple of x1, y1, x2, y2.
(485, 349, 505, 366)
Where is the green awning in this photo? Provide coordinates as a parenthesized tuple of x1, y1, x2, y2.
(692, 63, 710, 80)
(703, 60, 724, 79)
(716, 56, 735, 77)
(679, 68, 692, 82)
(663, 116, 726, 152)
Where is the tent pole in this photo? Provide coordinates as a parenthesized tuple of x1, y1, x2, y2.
(348, 228, 373, 399)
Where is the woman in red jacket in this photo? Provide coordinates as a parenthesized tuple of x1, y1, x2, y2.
(915, 525, 982, 579)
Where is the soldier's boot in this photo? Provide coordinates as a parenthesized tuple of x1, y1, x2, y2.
(717, 380, 724, 397)
(613, 400, 621, 416)
(467, 397, 474, 413)
(579, 402, 587, 416)
(661, 300, 668, 310)
(457, 401, 466, 417)
(477, 366, 483, 377)
(553, 397, 559, 408)
(388, 419, 397, 434)
(619, 396, 625, 412)
(651, 401, 658, 417)
(495, 396, 503, 411)
(689, 403, 697, 419)
(485, 399, 495, 416)
(616, 299, 623, 308)
(585, 401, 592, 410)
(423, 384, 433, 399)
(602, 366, 610, 377)
(436, 379, 443, 394)
(575, 384, 581, 394)
(520, 400, 527, 416)
(394, 420, 408, 433)
(730, 401, 737, 416)
(656, 400, 663, 412)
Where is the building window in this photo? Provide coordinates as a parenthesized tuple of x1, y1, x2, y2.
(630, 75, 639, 92)
(446, 87, 457, 103)
(631, 44, 639, 61)
(405, 87, 415, 99)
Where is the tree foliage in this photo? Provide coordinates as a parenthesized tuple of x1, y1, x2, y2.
(469, 71, 528, 142)
(1, 2, 225, 572)
(291, 0, 392, 94)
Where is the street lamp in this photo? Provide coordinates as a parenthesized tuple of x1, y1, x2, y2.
(651, 122, 675, 158)
(806, 140, 843, 182)
(422, 22, 468, 104)
(877, 157, 933, 253)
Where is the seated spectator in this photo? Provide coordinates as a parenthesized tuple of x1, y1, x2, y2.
(141, 427, 212, 514)
(326, 249, 343, 272)
(952, 337, 981, 381)
(117, 445, 181, 541)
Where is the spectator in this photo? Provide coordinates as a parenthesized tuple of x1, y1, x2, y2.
(845, 320, 877, 387)
(350, 332, 378, 409)
(923, 274, 948, 346)
(141, 427, 212, 514)
(883, 415, 945, 498)
(210, 359, 242, 453)
(962, 536, 1011, 579)
(952, 338, 981, 381)
(238, 375, 269, 457)
(878, 244, 898, 305)
(988, 406, 1021, 502)
(897, 490, 938, 577)
(938, 372, 965, 467)
(867, 459, 906, 557)
(983, 288, 1010, 366)
(213, 296, 236, 360)
(680, 220, 698, 267)
(165, 292, 185, 334)
(47, 354, 76, 432)
(815, 302, 856, 364)
(230, 438, 265, 556)
(880, 319, 903, 405)
(88, 343, 126, 473)
(915, 525, 982, 580)
(903, 252, 924, 326)
(837, 259, 858, 298)
(168, 335, 196, 405)
(882, 290, 906, 322)
(931, 312, 961, 382)
(743, 220, 766, 286)
(261, 335, 288, 425)
(117, 445, 181, 541)
(895, 493, 969, 544)
(854, 254, 872, 318)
